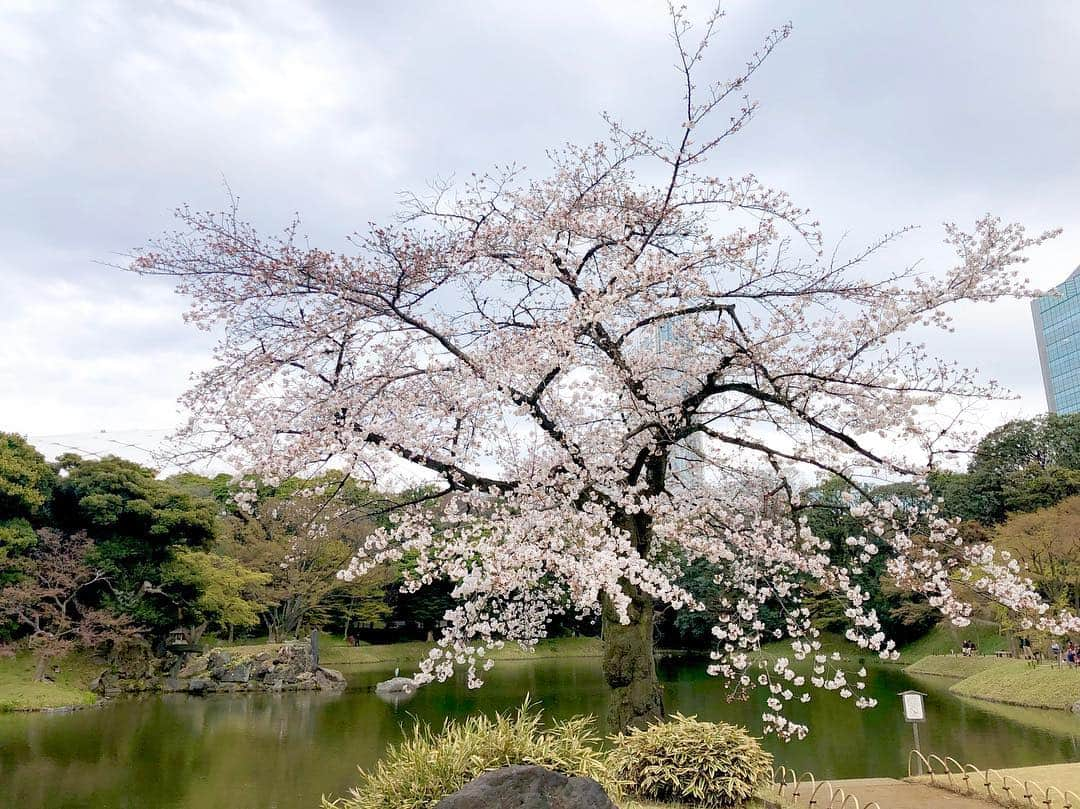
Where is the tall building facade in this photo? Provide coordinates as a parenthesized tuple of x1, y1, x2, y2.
(656, 321, 705, 488)
(1031, 265, 1080, 414)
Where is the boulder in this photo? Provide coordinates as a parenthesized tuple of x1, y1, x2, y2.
(273, 660, 306, 680)
(434, 766, 617, 809)
(207, 650, 232, 677)
(315, 668, 347, 689)
(178, 655, 209, 679)
(375, 676, 418, 694)
(219, 663, 252, 683)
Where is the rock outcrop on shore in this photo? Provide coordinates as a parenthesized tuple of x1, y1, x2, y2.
(95, 642, 347, 696)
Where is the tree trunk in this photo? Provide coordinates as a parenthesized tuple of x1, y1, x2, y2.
(602, 582, 664, 733)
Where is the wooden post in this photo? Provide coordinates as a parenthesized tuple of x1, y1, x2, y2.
(912, 722, 922, 775)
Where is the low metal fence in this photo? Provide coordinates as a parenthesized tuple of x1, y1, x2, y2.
(771, 765, 882, 809)
(907, 750, 1080, 809)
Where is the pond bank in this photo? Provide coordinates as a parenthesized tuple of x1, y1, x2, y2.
(0, 636, 610, 712)
(104, 642, 347, 696)
(906, 654, 1080, 711)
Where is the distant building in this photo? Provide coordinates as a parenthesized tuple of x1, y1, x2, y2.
(656, 321, 705, 488)
(1031, 265, 1080, 414)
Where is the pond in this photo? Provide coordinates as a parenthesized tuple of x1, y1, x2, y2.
(3, 655, 1080, 809)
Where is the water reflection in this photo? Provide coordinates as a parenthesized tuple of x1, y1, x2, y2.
(1, 658, 1078, 809)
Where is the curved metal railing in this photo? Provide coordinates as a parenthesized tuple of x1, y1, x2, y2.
(772, 765, 882, 809)
(907, 750, 1080, 809)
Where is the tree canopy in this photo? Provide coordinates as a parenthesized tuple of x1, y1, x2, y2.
(993, 495, 1080, 613)
(0, 433, 56, 574)
(50, 456, 217, 631)
(931, 414, 1080, 523)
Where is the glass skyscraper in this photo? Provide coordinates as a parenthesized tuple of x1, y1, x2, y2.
(1032, 266, 1080, 414)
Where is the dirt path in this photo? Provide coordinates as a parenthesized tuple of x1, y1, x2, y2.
(788, 776, 997, 809)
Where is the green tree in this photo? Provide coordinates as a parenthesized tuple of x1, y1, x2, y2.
(669, 558, 781, 649)
(802, 477, 938, 645)
(50, 455, 217, 632)
(0, 433, 56, 577)
(927, 470, 982, 522)
(0, 433, 55, 518)
(1000, 465, 1080, 514)
(961, 414, 1080, 523)
(167, 472, 235, 508)
(162, 549, 270, 638)
(217, 474, 391, 640)
(322, 564, 396, 639)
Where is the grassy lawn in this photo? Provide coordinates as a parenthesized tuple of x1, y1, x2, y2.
(904, 648, 1080, 711)
(0, 652, 100, 712)
(904, 654, 1003, 679)
(950, 660, 1080, 710)
(324, 636, 603, 666)
(229, 626, 958, 671)
(286, 628, 926, 670)
(219, 635, 605, 667)
(896, 621, 1009, 663)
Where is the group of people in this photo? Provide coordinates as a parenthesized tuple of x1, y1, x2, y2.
(959, 637, 1080, 665)
(1049, 639, 1080, 666)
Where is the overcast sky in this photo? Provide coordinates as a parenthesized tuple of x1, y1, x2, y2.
(3, 0, 1079, 453)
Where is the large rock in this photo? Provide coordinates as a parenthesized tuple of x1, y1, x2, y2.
(218, 662, 252, 683)
(375, 676, 418, 694)
(434, 765, 617, 809)
(177, 655, 209, 679)
(316, 668, 347, 689)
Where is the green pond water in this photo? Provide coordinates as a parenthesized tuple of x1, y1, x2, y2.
(2, 656, 1080, 809)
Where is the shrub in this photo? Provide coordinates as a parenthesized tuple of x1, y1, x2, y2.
(609, 714, 772, 808)
(325, 699, 615, 809)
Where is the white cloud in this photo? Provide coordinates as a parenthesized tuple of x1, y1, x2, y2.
(1, 0, 1078, 455)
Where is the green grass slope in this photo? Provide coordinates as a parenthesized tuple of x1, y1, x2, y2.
(950, 661, 1080, 710)
(0, 652, 99, 711)
(904, 655, 1002, 679)
(897, 621, 1008, 663)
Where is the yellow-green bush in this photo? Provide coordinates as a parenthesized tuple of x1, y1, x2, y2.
(324, 700, 615, 809)
(609, 714, 772, 808)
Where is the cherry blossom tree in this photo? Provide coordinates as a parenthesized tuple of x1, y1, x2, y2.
(0, 530, 142, 680)
(132, 6, 1073, 735)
